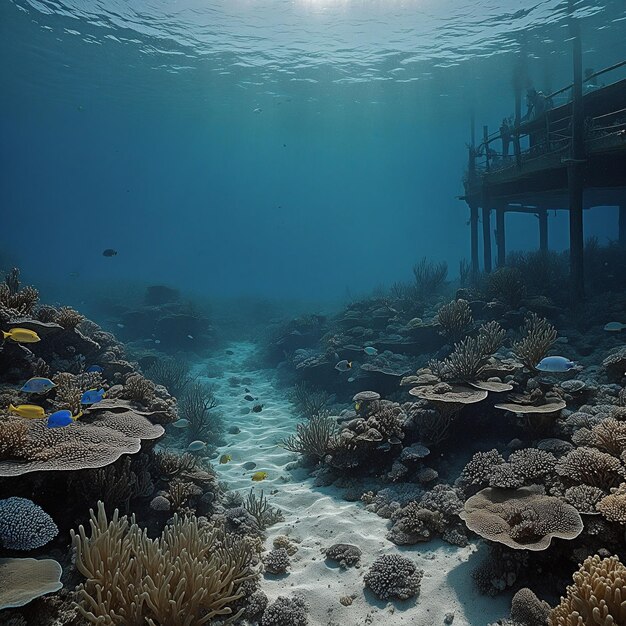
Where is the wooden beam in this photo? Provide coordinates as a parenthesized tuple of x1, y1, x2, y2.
(496, 207, 506, 266)
(538, 209, 548, 252)
(470, 204, 479, 277)
(482, 206, 492, 273)
(619, 205, 626, 246)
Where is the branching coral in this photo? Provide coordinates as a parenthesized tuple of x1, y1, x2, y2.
(152, 450, 197, 479)
(364, 554, 424, 600)
(52, 371, 102, 414)
(179, 381, 221, 443)
(596, 483, 626, 523)
(486, 267, 527, 307)
(436, 299, 473, 341)
(244, 489, 284, 530)
(281, 413, 338, 461)
(71, 501, 256, 625)
(287, 382, 330, 420)
(56, 306, 85, 329)
(512, 313, 558, 372)
(122, 373, 156, 405)
(430, 321, 505, 382)
(0, 418, 28, 458)
(0, 268, 39, 322)
(549, 554, 626, 626)
(145, 358, 191, 398)
(556, 447, 625, 489)
(412, 257, 448, 300)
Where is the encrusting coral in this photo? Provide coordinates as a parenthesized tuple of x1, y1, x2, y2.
(71, 501, 256, 625)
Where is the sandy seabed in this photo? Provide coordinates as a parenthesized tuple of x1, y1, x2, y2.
(193, 343, 510, 626)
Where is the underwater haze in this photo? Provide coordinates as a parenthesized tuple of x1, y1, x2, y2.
(1, 0, 625, 304)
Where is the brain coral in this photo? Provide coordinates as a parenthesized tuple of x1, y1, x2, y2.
(460, 486, 583, 551)
(0, 497, 58, 550)
(549, 554, 626, 626)
(0, 412, 163, 477)
(364, 554, 424, 600)
(0, 557, 63, 609)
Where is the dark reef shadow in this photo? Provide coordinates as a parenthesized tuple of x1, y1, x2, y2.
(445, 541, 512, 625)
(362, 587, 418, 612)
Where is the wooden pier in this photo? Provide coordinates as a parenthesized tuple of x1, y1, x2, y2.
(461, 45, 626, 300)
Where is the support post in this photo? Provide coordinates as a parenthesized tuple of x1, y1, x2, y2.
(470, 204, 479, 278)
(482, 206, 492, 273)
(568, 1, 585, 301)
(496, 207, 506, 266)
(538, 209, 548, 252)
(619, 205, 626, 246)
(483, 125, 490, 171)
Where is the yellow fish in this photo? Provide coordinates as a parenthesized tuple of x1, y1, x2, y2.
(8, 403, 46, 419)
(251, 471, 268, 482)
(355, 401, 361, 411)
(219, 454, 232, 464)
(2, 328, 41, 343)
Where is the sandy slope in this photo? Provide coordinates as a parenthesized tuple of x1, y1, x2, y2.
(193, 342, 510, 626)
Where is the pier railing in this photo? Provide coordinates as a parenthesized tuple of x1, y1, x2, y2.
(465, 59, 626, 182)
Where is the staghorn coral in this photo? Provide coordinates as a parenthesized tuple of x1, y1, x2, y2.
(490, 449, 557, 489)
(0, 557, 63, 610)
(430, 321, 505, 382)
(596, 483, 626, 523)
(512, 314, 558, 372)
(549, 554, 626, 626)
(0, 497, 58, 550)
(460, 486, 583, 551)
(71, 501, 255, 625)
(556, 447, 625, 490)
(583, 418, 626, 457)
(244, 489, 284, 530)
(0, 270, 39, 321)
(459, 449, 506, 491)
(364, 554, 423, 600)
(436, 299, 473, 341)
(167, 480, 196, 510)
(281, 413, 339, 461)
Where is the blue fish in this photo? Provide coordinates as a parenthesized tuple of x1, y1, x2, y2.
(363, 346, 378, 356)
(86, 365, 103, 374)
(536, 356, 576, 373)
(47, 409, 81, 428)
(80, 388, 106, 405)
(20, 377, 56, 393)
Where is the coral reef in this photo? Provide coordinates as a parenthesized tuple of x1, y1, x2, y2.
(0, 558, 62, 610)
(364, 554, 424, 600)
(0, 497, 58, 550)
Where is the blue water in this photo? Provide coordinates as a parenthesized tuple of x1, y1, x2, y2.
(1, 0, 625, 305)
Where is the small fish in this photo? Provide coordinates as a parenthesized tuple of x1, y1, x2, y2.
(86, 365, 103, 374)
(172, 419, 190, 428)
(347, 377, 355, 383)
(335, 360, 352, 372)
(242, 461, 257, 470)
(377, 442, 391, 451)
(604, 322, 626, 332)
(102, 249, 118, 257)
(80, 388, 106, 405)
(355, 401, 361, 411)
(2, 328, 41, 343)
(116, 323, 125, 328)
(20, 377, 56, 393)
(47, 409, 82, 428)
(187, 334, 194, 339)
(187, 440, 206, 452)
(363, 346, 378, 356)
(536, 356, 576, 373)
(8, 403, 45, 419)
(251, 471, 268, 481)
(253, 107, 262, 113)
(154, 339, 161, 344)
(69, 272, 80, 278)
(219, 454, 232, 464)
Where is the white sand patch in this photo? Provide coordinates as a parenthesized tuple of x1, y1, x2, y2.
(193, 342, 510, 626)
